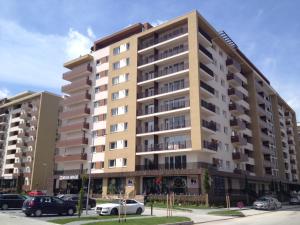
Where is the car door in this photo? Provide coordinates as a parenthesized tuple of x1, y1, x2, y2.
(15, 195, 25, 208)
(42, 197, 53, 214)
(51, 197, 66, 214)
(125, 200, 137, 214)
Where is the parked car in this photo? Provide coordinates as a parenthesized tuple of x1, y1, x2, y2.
(22, 196, 76, 216)
(253, 196, 282, 210)
(289, 196, 300, 205)
(62, 195, 96, 209)
(95, 199, 144, 216)
(0, 194, 27, 210)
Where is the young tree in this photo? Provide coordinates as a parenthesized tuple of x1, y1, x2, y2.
(203, 170, 211, 206)
(77, 188, 84, 218)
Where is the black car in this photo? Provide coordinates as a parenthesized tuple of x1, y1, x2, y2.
(22, 196, 76, 216)
(59, 194, 96, 209)
(0, 194, 27, 210)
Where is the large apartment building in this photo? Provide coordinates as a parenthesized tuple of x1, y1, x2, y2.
(55, 10, 300, 197)
(0, 91, 60, 193)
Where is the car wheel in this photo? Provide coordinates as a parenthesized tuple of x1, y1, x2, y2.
(34, 209, 42, 217)
(1, 204, 8, 210)
(67, 208, 74, 216)
(25, 213, 31, 217)
(136, 207, 143, 215)
(110, 208, 118, 215)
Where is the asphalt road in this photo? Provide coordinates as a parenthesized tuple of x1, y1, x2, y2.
(197, 207, 300, 225)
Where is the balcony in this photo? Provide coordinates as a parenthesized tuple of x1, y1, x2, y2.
(139, 26, 188, 50)
(136, 120, 190, 135)
(62, 92, 91, 106)
(201, 120, 217, 134)
(16, 142, 27, 148)
(229, 103, 245, 115)
(137, 99, 190, 117)
(233, 168, 250, 176)
(199, 45, 213, 64)
(198, 27, 212, 47)
(226, 58, 241, 73)
(200, 81, 215, 98)
(291, 169, 297, 174)
(55, 153, 87, 162)
(138, 45, 189, 69)
(27, 140, 35, 147)
(56, 137, 88, 148)
(137, 81, 189, 100)
(60, 107, 90, 120)
(19, 123, 30, 130)
(58, 122, 89, 133)
(201, 100, 216, 116)
(227, 74, 243, 86)
(231, 135, 247, 146)
(136, 141, 191, 154)
(263, 160, 272, 168)
(28, 130, 36, 137)
(18, 132, 28, 138)
(228, 88, 243, 101)
(138, 63, 189, 84)
(63, 64, 92, 81)
(200, 63, 214, 81)
(232, 152, 248, 162)
(230, 118, 246, 130)
(61, 78, 92, 94)
(202, 140, 218, 152)
(288, 139, 294, 145)
(290, 159, 296, 164)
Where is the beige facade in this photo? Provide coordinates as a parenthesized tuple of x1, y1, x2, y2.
(56, 10, 300, 197)
(0, 91, 61, 193)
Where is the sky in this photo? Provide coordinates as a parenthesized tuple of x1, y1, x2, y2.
(0, 0, 300, 117)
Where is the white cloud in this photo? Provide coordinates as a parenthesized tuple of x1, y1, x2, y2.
(0, 88, 10, 99)
(87, 27, 96, 39)
(0, 18, 94, 90)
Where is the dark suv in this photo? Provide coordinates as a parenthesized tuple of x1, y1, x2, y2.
(60, 195, 96, 209)
(0, 194, 27, 210)
(22, 196, 76, 216)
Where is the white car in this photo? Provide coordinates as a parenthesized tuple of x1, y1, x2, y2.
(95, 199, 144, 215)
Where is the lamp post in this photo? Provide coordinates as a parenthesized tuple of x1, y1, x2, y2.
(83, 129, 94, 215)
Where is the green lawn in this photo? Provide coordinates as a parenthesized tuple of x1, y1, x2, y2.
(148, 202, 216, 211)
(96, 199, 112, 204)
(85, 216, 191, 225)
(208, 210, 245, 217)
(48, 215, 141, 224)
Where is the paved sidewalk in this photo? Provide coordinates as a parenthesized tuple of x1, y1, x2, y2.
(0, 212, 53, 225)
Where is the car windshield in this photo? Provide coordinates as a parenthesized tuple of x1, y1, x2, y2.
(257, 197, 270, 201)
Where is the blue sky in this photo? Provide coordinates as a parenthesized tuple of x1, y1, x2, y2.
(0, 0, 300, 116)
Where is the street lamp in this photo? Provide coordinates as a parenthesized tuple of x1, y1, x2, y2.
(82, 129, 94, 215)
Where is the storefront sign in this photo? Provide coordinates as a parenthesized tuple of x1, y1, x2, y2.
(59, 175, 79, 180)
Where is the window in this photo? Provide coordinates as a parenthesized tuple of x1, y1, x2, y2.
(96, 73, 100, 80)
(95, 87, 100, 93)
(110, 124, 118, 133)
(113, 62, 120, 70)
(113, 47, 120, 55)
(112, 89, 129, 100)
(221, 79, 225, 87)
(226, 161, 230, 169)
(122, 158, 127, 167)
(109, 159, 116, 168)
(224, 126, 228, 134)
(112, 73, 129, 85)
(110, 142, 117, 149)
(222, 94, 226, 102)
(112, 92, 119, 100)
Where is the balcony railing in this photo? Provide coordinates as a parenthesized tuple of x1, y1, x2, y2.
(203, 140, 218, 151)
(199, 45, 213, 60)
(201, 100, 216, 113)
(137, 99, 190, 116)
(58, 122, 89, 133)
(55, 153, 87, 162)
(231, 135, 247, 145)
(60, 107, 90, 119)
(137, 140, 191, 153)
(63, 92, 91, 105)
(230, 118, 246, 130)
(137, 119, 190, 134)
(63, 64, 92, 81)
(200, 81, 215, 95)
(198, 27, 212, 43)
(139, 26, 188, 50)
(200, 63, 214, 79)
(227, 74, 243, 86)
(232, 152, 248, 162)
(138, 63, 189, 83)
(56, 137, 88, 148)
(135, 161, 216, 171)
(228, 88, 244, 100)
(137, 81, 189, 99)
(202, 120, 217, 132)
(226, 58, 241, 73)
(61, 78, 92, 93)
(139, 45, 188, 66)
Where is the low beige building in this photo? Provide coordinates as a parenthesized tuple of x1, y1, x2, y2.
(0, 91, 61, 193)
